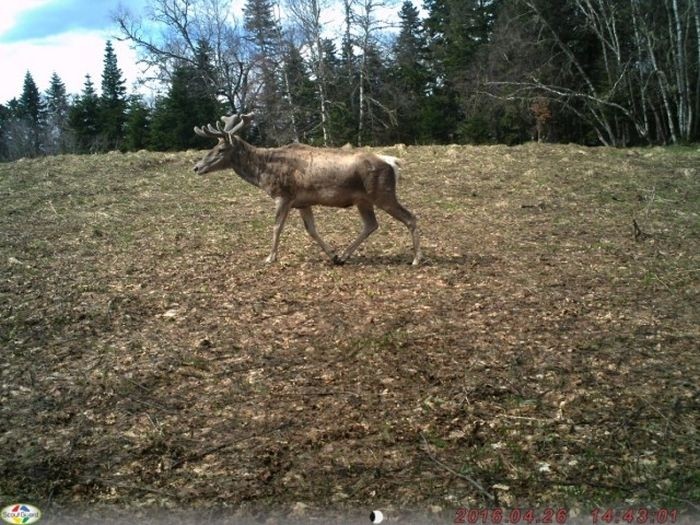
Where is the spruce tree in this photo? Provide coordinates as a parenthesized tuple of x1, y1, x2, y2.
(319, 37, 356, 145)
(150, 62, 221, 151)
(99, 40, 128, 150)
(69, 75, 101, 152)
(392, 1, 429, 143)
(395, 2, 426, 72)
(45, 72, 70, 154)
(243, 0, 282, 144)
(337, 19, 360, 145)
(283, 42, 317, 142)
(0, 103, 10, 160)
(17, 71, 45, 156)
(425, 0, 498, 82)
(423, 0, 501, 142)
(124, 95, 151, 151)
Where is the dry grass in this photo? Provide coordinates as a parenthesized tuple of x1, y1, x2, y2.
(0, 144, 698, 523)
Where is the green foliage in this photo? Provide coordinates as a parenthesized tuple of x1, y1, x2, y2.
(68, 75, 101, 153)
(421, 0, 501, 143)
(150, 63, 222, 151)
(14, 71, 46, 156)
(124, 95, 151, 151)
(328, 38, 358, 146)
(391, 1, 430, 143)
(424, 0, 497, 83)
(18, 71, 45, 125)
(62, 42, 128, 154)
(243, 0, 285, 145)
(99, 41, 128, 150)
(45, 73, 70, 154)
(457, 114, 492, 144)
(283, 42, 318, 142)
(417, 87, 462, 143)
(0, 103, 10, 160)
(243, 0, 279, 53)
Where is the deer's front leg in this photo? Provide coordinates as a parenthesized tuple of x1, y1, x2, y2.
(299, 207, 336, 261)
(265, 197, 292, 263)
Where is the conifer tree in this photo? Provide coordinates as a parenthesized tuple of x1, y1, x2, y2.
(0, 103, 10, 160)
(17, 71, 45, 156)
(392, 1, 429, 142)
(313, 37, 354, 145)
(423, 0, 501, 142)
(150, 63, 221, 151)
(424, 0, 498, 83)
(336, 2, 360, 145)
(124, 95, 151, 151)
(243, 0, 283, 144)
(99, 40, 128, 150)
(69, 75, 101, 152)
(45, 72, 70, 154)
(283, 41, 317, 142)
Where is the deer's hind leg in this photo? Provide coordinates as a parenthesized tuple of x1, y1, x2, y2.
(335, 202, 378, 265)
(376, 198, 422, 265)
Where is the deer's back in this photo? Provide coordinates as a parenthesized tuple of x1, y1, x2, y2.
(260, 147, 397, 208)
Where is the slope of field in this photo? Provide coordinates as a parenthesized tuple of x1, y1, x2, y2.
(1, 144, 698, 523)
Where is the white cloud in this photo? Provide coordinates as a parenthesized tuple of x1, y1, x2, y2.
(0, 31, 144, 103)
(0, 1, 52, 35)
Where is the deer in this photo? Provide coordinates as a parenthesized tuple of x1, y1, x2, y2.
(193, 113, 422, 266)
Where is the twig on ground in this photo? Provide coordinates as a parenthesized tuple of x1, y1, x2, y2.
(420, 432, 495, 502)
(83, 477, 178, 499)
(122, 395, 180, 414)
(171, 421, 293, 469)
(273, 389, 360, 398)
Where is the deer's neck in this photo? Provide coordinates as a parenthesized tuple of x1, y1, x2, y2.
(230, 138, 265, 188)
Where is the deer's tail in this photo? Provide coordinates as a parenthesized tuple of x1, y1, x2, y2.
(377, 155, 402, 182)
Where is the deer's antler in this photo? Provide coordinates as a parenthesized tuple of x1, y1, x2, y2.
(194, 113, 254, 141)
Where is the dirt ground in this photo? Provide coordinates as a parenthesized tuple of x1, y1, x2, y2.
(1, 144, 698, 524)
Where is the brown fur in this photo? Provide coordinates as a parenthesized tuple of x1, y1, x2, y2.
(193, 120, 421, 265)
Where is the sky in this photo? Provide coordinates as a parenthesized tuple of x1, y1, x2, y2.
(0, 0, 415, 105)
(0, 0, 151, 104)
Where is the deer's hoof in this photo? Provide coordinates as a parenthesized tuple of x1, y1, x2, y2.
(332, 255, 345, 266)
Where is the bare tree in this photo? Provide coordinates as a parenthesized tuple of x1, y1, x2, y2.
(669, 0, 693, 139)
(285, 0, 333, 145)
(273, 7, 300, 142)
(493, 0, 699, 145)
(694, 0, 700, 135)
(114, 0, 253, 113)
(347, 0, 398, 146)
(629, 0, 696, 142)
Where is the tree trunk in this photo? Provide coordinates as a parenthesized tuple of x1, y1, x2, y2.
(693, 0, 700, 135)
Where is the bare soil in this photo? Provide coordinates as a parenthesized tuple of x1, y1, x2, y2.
(1, 144, 698, 523)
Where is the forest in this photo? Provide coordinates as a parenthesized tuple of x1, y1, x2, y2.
(1, 0, 699, 161)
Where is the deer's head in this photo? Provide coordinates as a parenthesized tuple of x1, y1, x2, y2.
(193, 113, 254, 175)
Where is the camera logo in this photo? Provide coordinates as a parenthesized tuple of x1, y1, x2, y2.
(1, 504, 42, 524)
